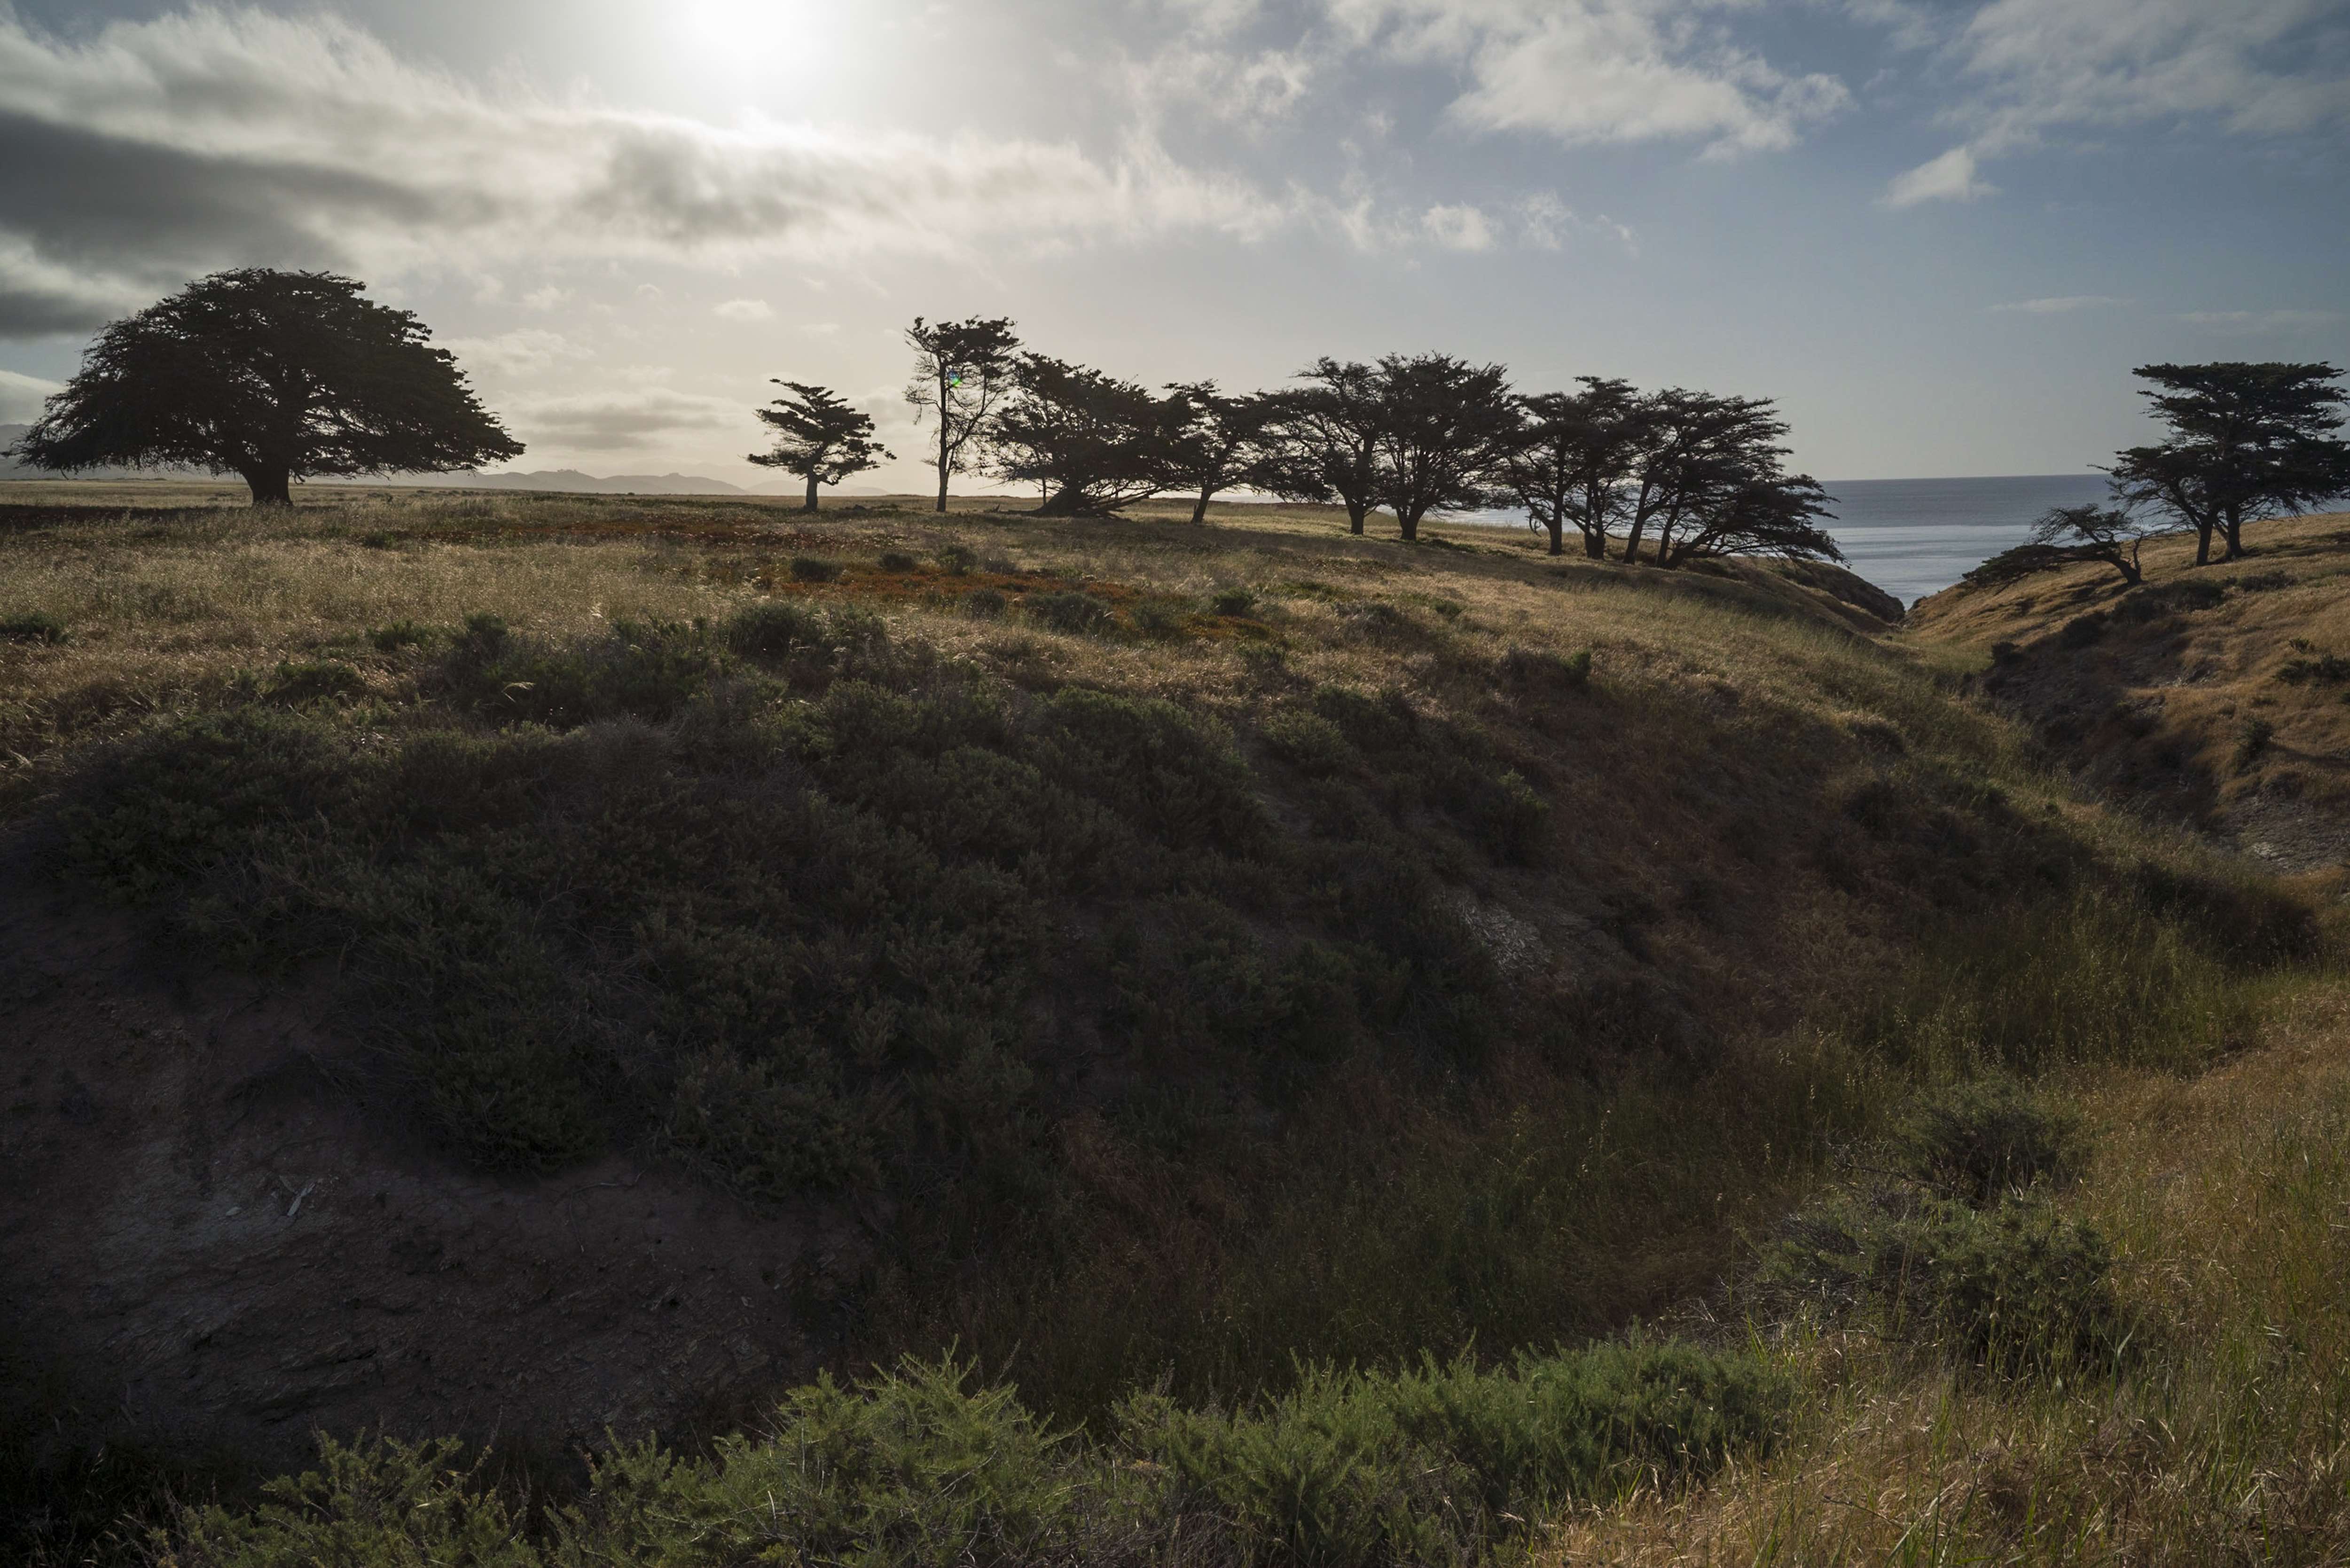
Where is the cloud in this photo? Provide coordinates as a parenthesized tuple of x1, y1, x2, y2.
(1990, 295, 2123, 314)
(1513, 191, 1636, 254)
(0, 7, 1285, 337)
(0, 366, 64, 422)
(2178, 308, 2346, 331)
(438, 328, 594, 378)
(1329, 0, 1850, 155)
(1884, 145, 1995, 206)
(1951, 0, 2350, 153)
(1420, 203, 1494, 251)
(713, 298, 775, 321)
(511, 387, 746, 454)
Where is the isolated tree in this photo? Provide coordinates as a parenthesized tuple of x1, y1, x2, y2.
(1255, 359, 1387, 534)
(903, 316, 1021, 514)
(2029, 501, 2155, 586)
(1501, 378, 1644, 557)
(986, 354, 1185, 515)
(8, 268, 520, 505)
(1164, 381, 1281, 524)
(748, 380, 892, 512)
(1628, 392, 1838, 569)
(2107, 362, 2350, 565)
(1370, 353, 1519, 542)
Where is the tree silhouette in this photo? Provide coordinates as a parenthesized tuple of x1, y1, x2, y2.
(1255, 359, 1387, 534)
(749, 380, 891, 512)
(903, 316, 1020, 514)
(986, 354, 1185, 515)
(1164, 381, 1281, 524)
(2108, 361, 2350, 565)
(1370, 353, 1518, 542)
(8, 269, 520, 505)
(1501, 378, 1643, 557)
(2029, 502, 2154, 586)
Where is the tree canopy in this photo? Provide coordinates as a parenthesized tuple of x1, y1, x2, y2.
(2108, 361, 2350, 565)
(903, 316, 1021, 514)
(1371, 353, 1519, 542)
(8, 268, 520, 504)
(749, 380, 892, 512)
(986, 354, 1187, 515)
(1254, 359, 1389, 535)
(1501, 378, 1643, 558)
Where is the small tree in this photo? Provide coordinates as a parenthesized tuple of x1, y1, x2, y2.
(903, 316, 1021, 514)
(1624, 390, 1785, 566)
(1163, 381, 1280, 524)
(1369, 353, 1519, 542)
(1254, 359, 1386, 534)
(748, 380, 892, 512)
(986, 354, 1184, 515)
(9, 268, 521, 505)
(1501, 378, 1643, 557)
(1660, 473, 1843, 567)
(2029, 502, 2154, 586)
(2108, 361, 2350, 565)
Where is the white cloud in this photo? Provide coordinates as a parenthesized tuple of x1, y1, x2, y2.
(1884, 145, 1996, 206)
(0, 366, 64, 422)
(1952, 0, 2350, 153)
(1421, 203, 1494, 251)
(1512, 191, 1637, 254)
(1990, 295, 2123, 314)
(520, 285, 573, 313)
(510, 386, 748, 454)
(0, 7, 1286, 336)
(439, 328, 594, 378)
(713, 298, 775, 321)
(1329, 0, 1849, 155)
(2178, 308, 2346, 331)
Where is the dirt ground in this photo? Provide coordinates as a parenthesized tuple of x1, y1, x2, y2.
(0, 873, 862, 1470)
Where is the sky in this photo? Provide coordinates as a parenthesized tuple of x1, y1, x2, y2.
(0, 0, 2345, 489)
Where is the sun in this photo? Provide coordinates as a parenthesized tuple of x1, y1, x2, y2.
(676, 0, 834, 61)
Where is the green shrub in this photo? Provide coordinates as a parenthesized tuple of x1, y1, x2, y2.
(1260, 711, 1355, 776)
(1121, 1341, 1794, 1566)
(1895, 1079, 2084, 1206)
(878, 550, 921, 573)
(2236, 714, 2275, 769)
(1210, 586, 1259, 617)
(1760, 1189, 2128, 1373)
(962, 588, 1008, 620)
(2279, 651, 2350, 684)
(1027, 590, 1112, 635)
(166, 1437, 534, 1568)
(357, 529, 399, 550)
(724, 599, 823, 657)
(265, 659, 369, 706)
(1035, 688, 1263, 851)
(368, 619, 434, 652)
(935, 544, 977, 575)
(1131, 598, 1187, 637)
(439, 619, 720, 728)
(0, 610, 67, 643)
(2057, 612, 2106, 649)
(791, 555, 845, 583)
(666, 1047, 872, 1199)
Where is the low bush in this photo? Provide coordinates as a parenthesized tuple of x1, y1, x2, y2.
(1260, 711, 1355, 776)
(935, 544, 977, 575)
(1, 610, 67, 643)
(724, 599, 823, 657)
(438, 619, 721, 728)
(2236, 714, 2276, 769)
(791, 555, 845, 583)
(368, 620, 434, 652)
(264, 660, 370, 706)
(962, 588, 1008, 620)
(2279, 650, 2350, 684)
(1499, 645, 1591, 690)
(2057, 612, 2106, 649)
(1210, 586, 1258, 618)
(1131, 599, 1186, 637)
(1027, 590, 1112, 635)
(1894, 1078, 2084, 1206)
(1760, 1189, 2128, 1374)
(878, 550, 921, 573)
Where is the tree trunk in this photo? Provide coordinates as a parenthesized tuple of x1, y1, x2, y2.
(804, 472, 821, 513)
(1546, 517, 1564, 556)
(243, 464, 292, 506)
(2193, 519, 2213, 566)
(1582, 528, 1605, 560)
(1398, 507, 1419, 542)
(1622, 517, 1646, 564)
(2224, 509, 2245, 560)
(1347, 501, 1367, 535)
(935, 458, 950, 514)
(1192, 484, 1212, 525)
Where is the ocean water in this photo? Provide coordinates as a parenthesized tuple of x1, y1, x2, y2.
(1818, 474, 2112, 606)
(1464, 473, 2112, 608)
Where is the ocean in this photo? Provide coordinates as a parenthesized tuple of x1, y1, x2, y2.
(1817, 474, 2113, 606)
(1464, 473, 2113, 608)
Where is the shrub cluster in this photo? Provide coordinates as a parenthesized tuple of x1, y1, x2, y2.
(160, 1344, 1793, 1568)
(44, 604, 1514, 1210)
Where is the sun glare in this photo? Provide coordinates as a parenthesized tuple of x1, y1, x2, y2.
(677, 0, 837, 63)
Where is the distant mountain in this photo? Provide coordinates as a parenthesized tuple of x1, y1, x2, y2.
(406, 469, 750, 495)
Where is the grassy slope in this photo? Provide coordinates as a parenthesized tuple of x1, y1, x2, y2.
(3, 484, 2344, 1564)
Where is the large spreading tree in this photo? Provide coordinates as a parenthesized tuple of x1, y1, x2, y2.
(1255, 359, 1388, 534)
(2107, 361, 2350, 565)
(986, 354, 1186, 515)
(9, 268, 521, 504)
(1163, 381, 1281, 524)
(1370, 353, 1520, 542)
(903, 315, 1021, 514)
(1500, 377, 1644, 558)
(749, 380, 891, 511)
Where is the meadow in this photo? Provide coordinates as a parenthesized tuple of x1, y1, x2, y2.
(2, 481, 2344, 1565)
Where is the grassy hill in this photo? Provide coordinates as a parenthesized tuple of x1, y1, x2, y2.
(3, 484, 2345, 1565)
